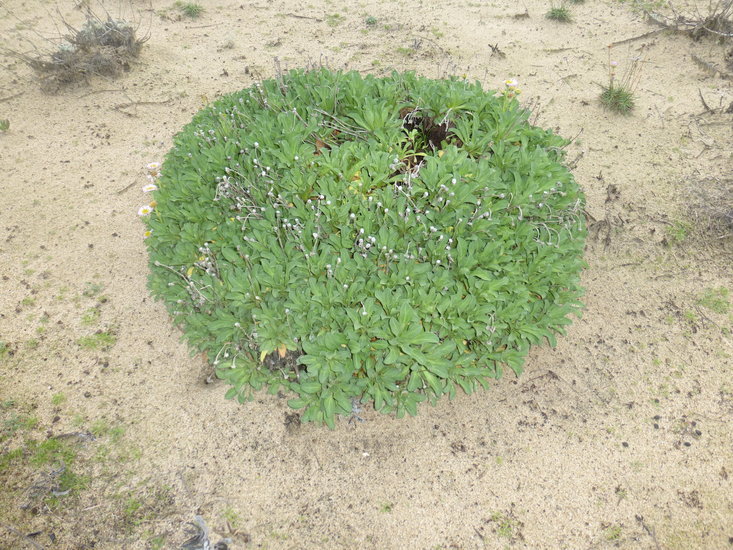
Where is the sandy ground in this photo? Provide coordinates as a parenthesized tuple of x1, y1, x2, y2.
(1, 0, 732, 548)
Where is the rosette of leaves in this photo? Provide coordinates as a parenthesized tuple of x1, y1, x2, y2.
(145, 69, 586, 427)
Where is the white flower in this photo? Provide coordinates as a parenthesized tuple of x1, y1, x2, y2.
(138, 204, 154, 216)
(504, 78, 518, 88)
(143, 229, 153, 239)
(142, 183, 158, 193)
(147, 162, 161, 172)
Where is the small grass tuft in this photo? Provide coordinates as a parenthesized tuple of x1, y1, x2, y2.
(600, 85, 635, 114)
(326, 13, 345, 27)
(666, 220, 692, 245)
(82, 282, 104, 297)
(546, 6, 572, 22)
(490, 511, 522, 539)
(222, 507, 242, 528)
(603, 524, 622, 541)
(601, 45, 644, 115)
(0, 119, 9, 132)
(1, 413, 39, 442)
(175, 1, 204, 18)
(29, 438, 77, 467)
(697, 287, 730, 314)
(77, 330, 116, 350)
(51, 392, 67, 406)
(0, 341, 10, 359)
(365, 15, 377, 26)
(81, 306, 101, 325)
(148, 535, 167, 550)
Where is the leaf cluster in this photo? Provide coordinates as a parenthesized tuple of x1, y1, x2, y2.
(145, 69, 586, 427)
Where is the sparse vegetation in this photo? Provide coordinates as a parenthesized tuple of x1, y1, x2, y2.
(117, 485, 175, 528)
(82, 282, 104, 298)
(600, 46, 643, 115)
(77, 330, 116, 350)
(697, 287, 730, 314)
(0, 341, 10, 359)
(0, 119, 9, 132)
(90, 419, 125, 442)
(51, 392, 67, 406)
(222, 506, 242, 527)
(600, 84, 635, 113)
(489, 510, 523, 540)
(7, 3, 147, 90)
(686, 176, 733, 242)
(365, 15, 377, 26)
(326, 13, 345, 26)
(82, 306, 101, 325)
(396, 45, 417, 56)
(175, 1, 204, 19)
(1, 412, 38, 443)
(603, 524, 623, 541)
(641, 0, 732, 41)
(666, 220, 692, 245)
(546, 6, 572, 22)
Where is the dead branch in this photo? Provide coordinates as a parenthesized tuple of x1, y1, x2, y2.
(691, 53, 732, 79)
(488, 43, 506, 59)
(645, 1, 733, 39)
(610, 28, 665, 47)
(698, 88, 713, 112)
(112, 97, 172, 117)
(283, 13, 323, 22)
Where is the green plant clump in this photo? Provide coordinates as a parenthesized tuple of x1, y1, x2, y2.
(546, 6, 572, 22)
(145, 69, 586, 427)
(600, 85, 634, 114)
(175, 1, 204, 19)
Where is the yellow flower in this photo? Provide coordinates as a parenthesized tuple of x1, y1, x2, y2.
(143, 229, 153, 239)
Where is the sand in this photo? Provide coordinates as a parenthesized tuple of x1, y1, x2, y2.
(1, 0, 731, 548)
